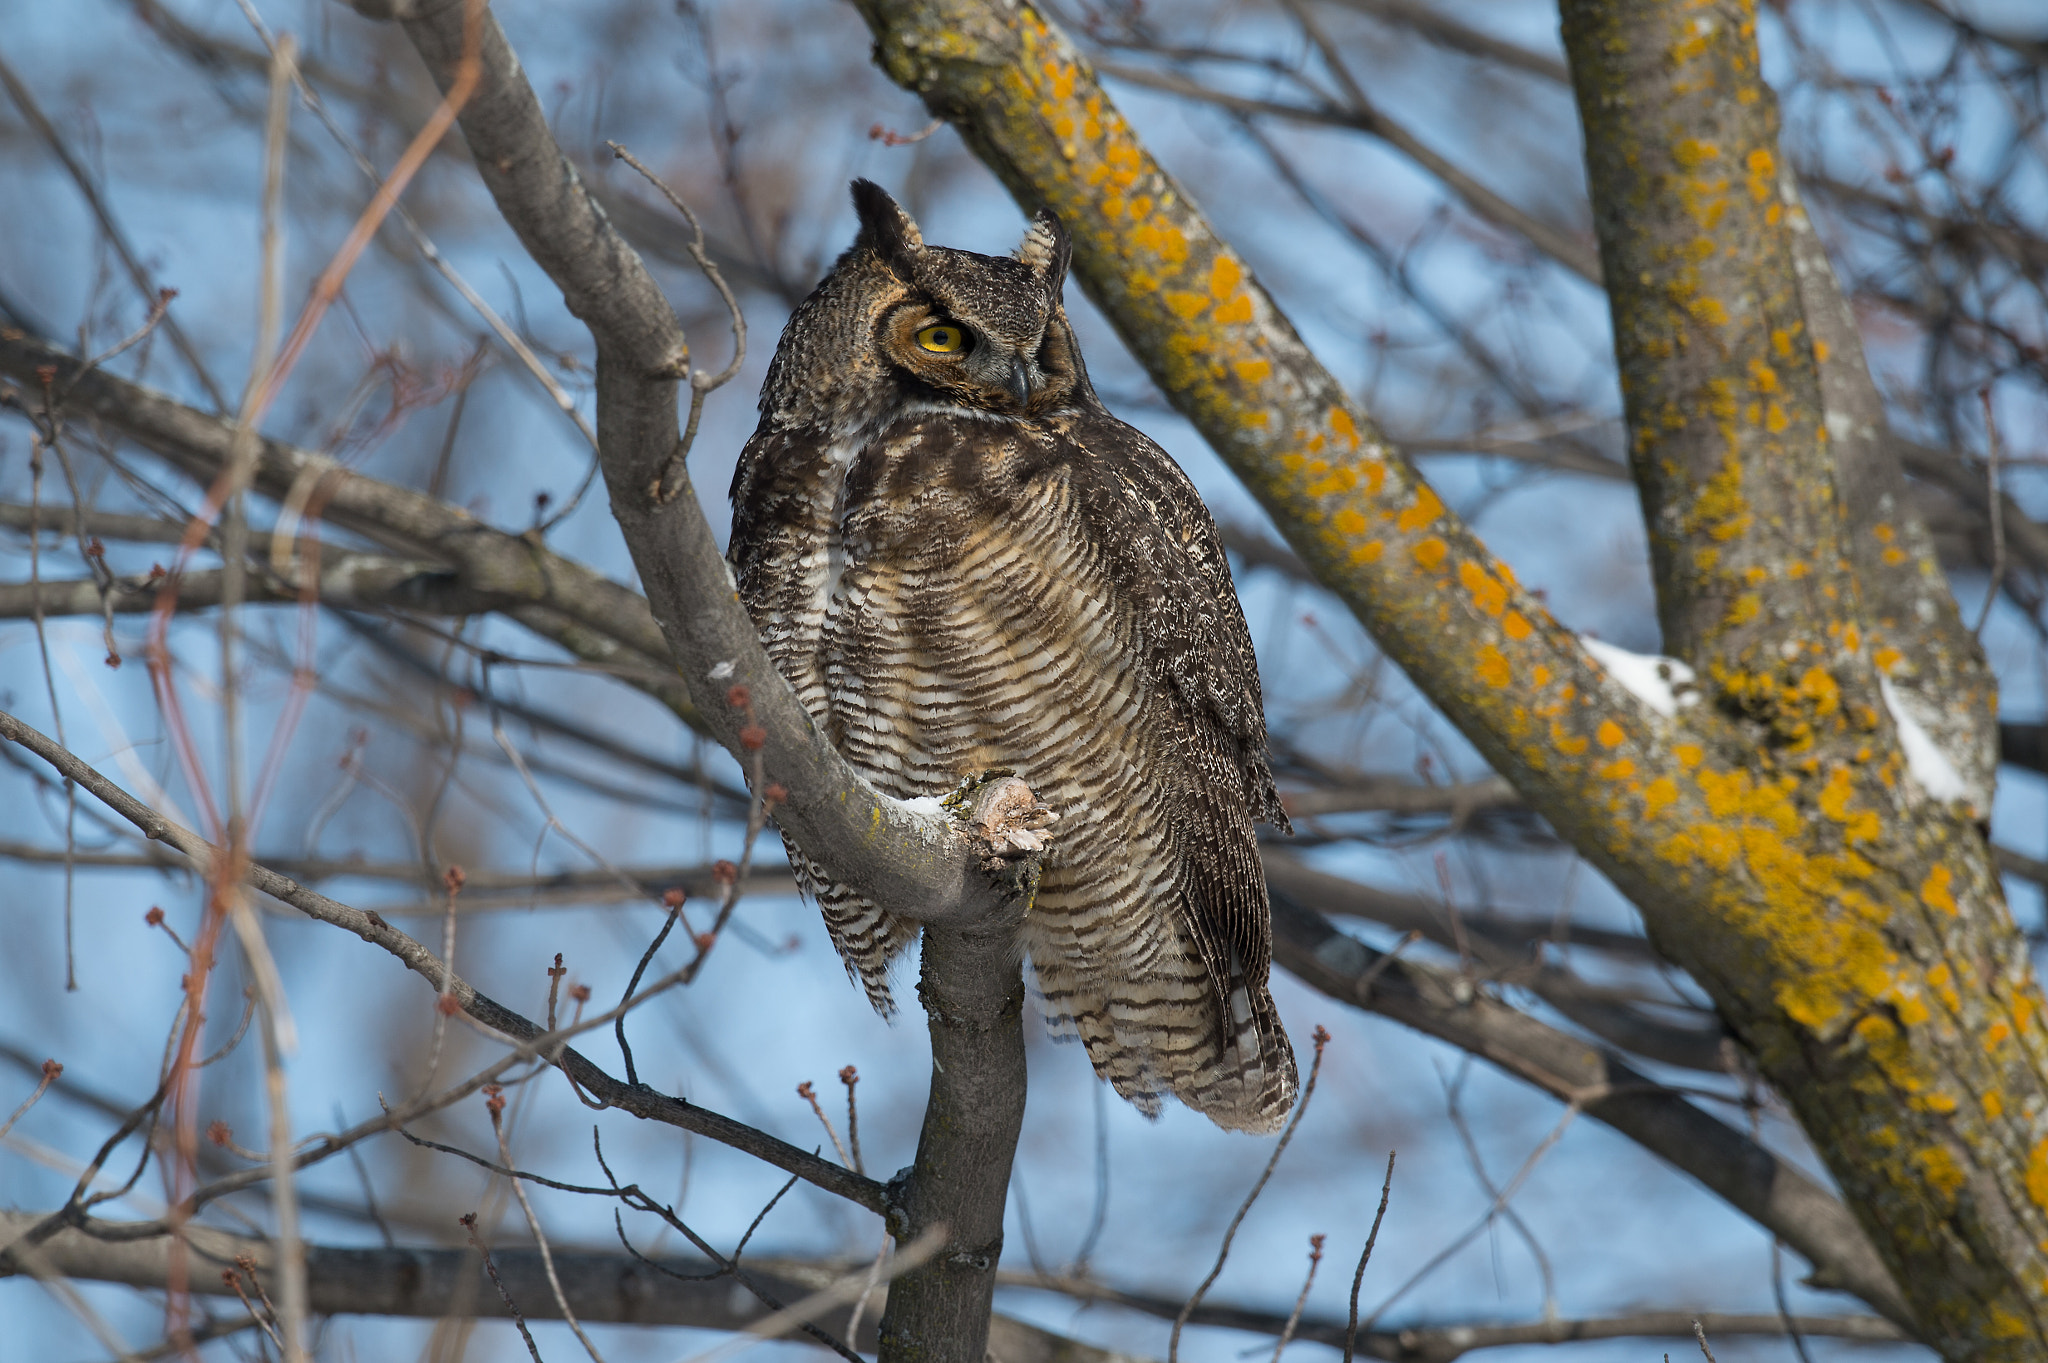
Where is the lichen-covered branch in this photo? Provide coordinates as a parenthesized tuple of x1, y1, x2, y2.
(1560, 1, 2045, 1352)
(848, 0, 2048, 1353)
(1776, 168, 1998, 810)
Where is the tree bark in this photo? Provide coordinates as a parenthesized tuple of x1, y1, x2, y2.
(878, 908, 1031, 1360)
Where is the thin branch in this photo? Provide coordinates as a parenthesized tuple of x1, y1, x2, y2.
(461, 1210, 545, 1362)
(0, 705, 891, 1215)
(0, 51, 228, 409)
(1343, 1151, 1395, 1363)
(1170, 1027, 1330, 1361)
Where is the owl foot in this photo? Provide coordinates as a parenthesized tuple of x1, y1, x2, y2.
(941, 770, 1057, 870)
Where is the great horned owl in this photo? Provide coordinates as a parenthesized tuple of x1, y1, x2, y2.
(729, 181, 1297, 1133)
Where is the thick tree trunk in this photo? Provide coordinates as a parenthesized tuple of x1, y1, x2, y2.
(878, 911, 1030, 1361)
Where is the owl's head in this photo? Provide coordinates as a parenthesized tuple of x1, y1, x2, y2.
(757, 180, 1094, 433)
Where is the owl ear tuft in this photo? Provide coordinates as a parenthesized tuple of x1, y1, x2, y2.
(1015, 208, 1072, 292)
(850, 179, 923, 274)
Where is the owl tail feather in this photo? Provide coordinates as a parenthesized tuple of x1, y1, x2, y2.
(795, 857, 919, 1019)
(1031, 957, 1298, 1134)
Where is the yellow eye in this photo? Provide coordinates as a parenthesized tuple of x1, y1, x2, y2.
(915, 323, 969, 354)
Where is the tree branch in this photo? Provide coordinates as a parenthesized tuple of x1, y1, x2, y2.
(1267, 896, 1912, 1327)
(0, 706, 888, 1217)
(0, 1213, 1148, 1363)
(331, 7, 1054, 1357)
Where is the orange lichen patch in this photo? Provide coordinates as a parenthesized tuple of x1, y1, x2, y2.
(1795, 666, 1841, 718)
(1208, 254, 1242, 300)
(1553, 726, 1590, 757)
(2028, 1138, 2048, 1212)
(1306, 465, 1358, 498)
(1503, 611, 1534, 641)
(1349, 540, 1384, 566)
(1814, 339, 1831, 363)
(1333, 508, 1368, 537)
(1747, 357, 1779, 392)
(1233, 358, 1272, 384)
(1692, 454, 1750, 542)
(1745, 146, 1776, 201)
(1212, 294, 1253, 325)
(1915, 1144, 1966, 1203)
(1396, 485, 1445, 533)
(1597, 720, 1627, 749)
(1651, 754, 1946, 1044)
(1688, 295, 1731, 326)
(1674, 138, 1720, 168)
(1643, 776, 1679, 819)
(1164, 290, 1208, 320)
(1818, 765, 1882, 842)
(1600, 758, 1636, 781)
(1986, 1019, 2013, 1051)
(1675, 743, 1705, 768)
(1843, 623, 1861, 653)
(1411, 537, 1448, 571)
(1478, 646, 1511, 689)
(1922, 865, 1958, 915)
(1460, 560, 1508, 617)
(1986, 1090, 2005, 1120)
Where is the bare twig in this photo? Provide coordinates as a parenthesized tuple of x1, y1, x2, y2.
(0, 705, 890, 1214)
(1271, 1234, 1324, 1361)
(797, 1082, 854, 1171)
(0, 51, 228, 409)
(838, 1066, 864, 1177)
(605, 142, 748, 508)
(1170, 1026, 1330, 1361)
(1976, 387, 2008, 633)
(462, 1210, 546, 1362)
(487, 1088, 605, 1362)
(677, 1226, 947, 1363)
(1358, 1102, 1581, 1333)
(0, 1059, 62, 1142)
(1343, 1150, 1396, 1363)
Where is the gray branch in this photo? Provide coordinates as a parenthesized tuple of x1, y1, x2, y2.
(339, 5, 1046, 1357)
(0, 1213, 1146, 1363)
(0, 1211, 1908, 1362)
(0, 707, 888, 1218)
(1268, 894, 1913, 1328)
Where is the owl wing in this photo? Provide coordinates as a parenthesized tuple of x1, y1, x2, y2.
(1063, 410, 1286, 822)
(1062, 410, 1288, 1019)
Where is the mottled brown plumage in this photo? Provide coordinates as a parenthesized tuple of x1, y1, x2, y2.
(729, 181, 1296, 1132)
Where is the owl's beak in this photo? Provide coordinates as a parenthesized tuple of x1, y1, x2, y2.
(1005, 356, 1036, 409)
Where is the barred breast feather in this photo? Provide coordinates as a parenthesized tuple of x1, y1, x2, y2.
(732, 403, 1297, 1133)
